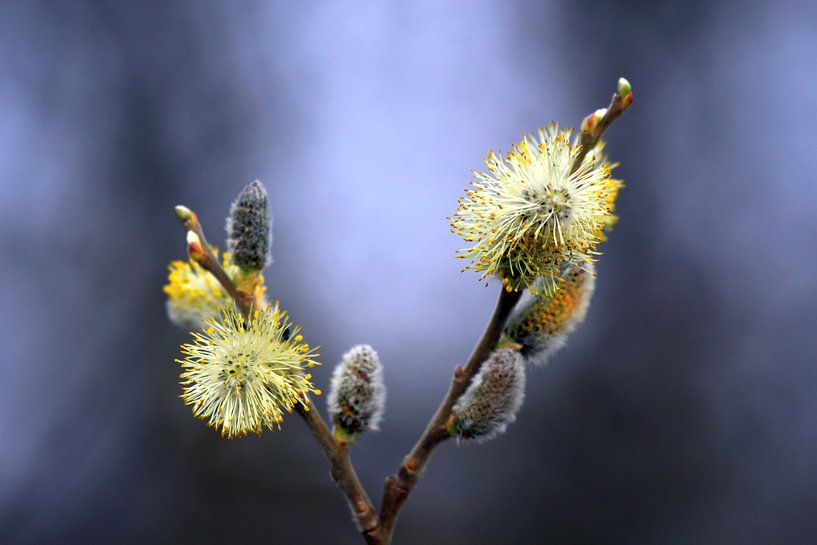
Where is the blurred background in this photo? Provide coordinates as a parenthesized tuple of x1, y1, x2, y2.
(1, 1, 816, 543)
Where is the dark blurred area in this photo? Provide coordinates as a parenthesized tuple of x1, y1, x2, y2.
(1, 1, 816, 544)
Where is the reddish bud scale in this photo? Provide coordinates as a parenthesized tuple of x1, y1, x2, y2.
(617, 77, 633, 108)
(581, 113, 598, 133)
(186, 231, 205, 261)
(187, 242, 204, 260)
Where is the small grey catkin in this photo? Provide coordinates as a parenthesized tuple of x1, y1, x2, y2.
(450, 349, 526, 443)
(327, 345, 386, 442)
(225, 179, 272, 271)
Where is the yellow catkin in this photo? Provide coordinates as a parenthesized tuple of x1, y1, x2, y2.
(177, 304, 321, 439)
(450, 124, 622, 294)
(504, 262, 596, 366)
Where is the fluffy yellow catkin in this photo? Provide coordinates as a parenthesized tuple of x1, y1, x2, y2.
(450, 124, 622, 294)
(504, 261, 596, 366)
(177, 303, 321, 438)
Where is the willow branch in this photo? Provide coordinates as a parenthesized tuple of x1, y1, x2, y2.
(571, 89, 630, 173)
(375, 288, 522, 542)
(174, 207, 254, 317)
(295, 404, 379, 538)
(374, 89, 632, 543)
(173, 206, 379, 540)
(172, 78, 631, 545)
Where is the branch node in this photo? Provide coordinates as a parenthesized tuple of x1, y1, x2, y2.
(396, 465, 416, 490)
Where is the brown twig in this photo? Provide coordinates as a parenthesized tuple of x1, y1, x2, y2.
(295, 404, 379, 537)
(372, 86, 632, 544)
(571, 89, 631, 174)
(374, 288, 522, 542)
(174, 207, 254, 317)
(173, 205, 378, 540)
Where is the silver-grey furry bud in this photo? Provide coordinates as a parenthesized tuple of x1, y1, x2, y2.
(226, 179, 271, 271)
(327, 345, 386, 443)
(449, 349, 526, 443)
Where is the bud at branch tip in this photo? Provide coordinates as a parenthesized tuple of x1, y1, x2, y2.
(617, 77, 633, 107)
(175, 205, 196, 224)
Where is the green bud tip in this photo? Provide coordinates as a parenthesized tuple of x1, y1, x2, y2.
(617, 77, 633, 107)
(175, 205, 195, 223)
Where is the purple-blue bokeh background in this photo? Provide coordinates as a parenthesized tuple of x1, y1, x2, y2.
(2, 1, 816, 543)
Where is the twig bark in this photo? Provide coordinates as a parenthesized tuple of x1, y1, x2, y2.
(295, 404, 379, 537)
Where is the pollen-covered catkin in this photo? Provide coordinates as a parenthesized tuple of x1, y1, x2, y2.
(450, 124, 622, 294)
(450, 349, 526, 443)
(226, 179, 271, 271)
(177, 303, 321, 439)
(504, 261, 595, 366)
(327, 345, 386, 443)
